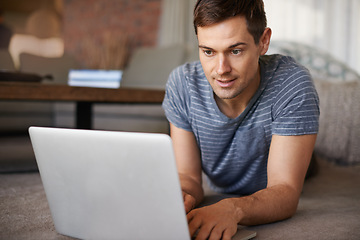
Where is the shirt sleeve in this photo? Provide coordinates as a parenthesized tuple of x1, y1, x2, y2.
(162, 65, 193, 132)
(271, 66, 320, 136)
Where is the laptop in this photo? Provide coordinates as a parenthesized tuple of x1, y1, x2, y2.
(29, 126, 256, 240)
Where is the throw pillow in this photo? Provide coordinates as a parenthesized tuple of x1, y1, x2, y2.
(268, 41, 360, 82)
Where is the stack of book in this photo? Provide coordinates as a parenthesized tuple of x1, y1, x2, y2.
(68, 69, 123, 88)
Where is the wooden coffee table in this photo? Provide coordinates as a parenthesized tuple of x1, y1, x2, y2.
(0, 82, 165, 129)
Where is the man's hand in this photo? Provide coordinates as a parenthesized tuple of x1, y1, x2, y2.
(187, 199, 239, 240)
(183, 191, 197, 213)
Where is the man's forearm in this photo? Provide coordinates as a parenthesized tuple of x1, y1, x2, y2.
(227, 184, 300, 226)
(179, 173, 204, 206)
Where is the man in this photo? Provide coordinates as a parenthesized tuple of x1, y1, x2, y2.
(162, 0, 319, 239)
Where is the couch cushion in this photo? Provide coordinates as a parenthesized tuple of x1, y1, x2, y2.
(0, 49, 16, 71)
(19, 53, 80, 84)
(314, 79, 360, 165)
(121, 44, 186, 90)
(268, 41, 360, 82)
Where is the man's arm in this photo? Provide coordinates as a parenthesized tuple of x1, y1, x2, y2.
(170, 123, 204, 213)
(187, 134, 317, 240)
(235, 134, 317, 225)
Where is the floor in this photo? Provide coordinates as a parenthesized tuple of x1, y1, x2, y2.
(0, 133, 38, 173)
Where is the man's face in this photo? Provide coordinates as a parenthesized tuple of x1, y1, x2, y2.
(197, 16, 269, 104)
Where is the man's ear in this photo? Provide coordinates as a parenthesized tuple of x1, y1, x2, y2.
(259, 28, 272, 55)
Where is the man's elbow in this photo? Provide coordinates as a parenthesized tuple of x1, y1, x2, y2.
(270, 184, 301, 222)
(281, 185, 301, 220)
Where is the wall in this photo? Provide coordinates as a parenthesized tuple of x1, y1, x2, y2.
(63, 0, 162, 69)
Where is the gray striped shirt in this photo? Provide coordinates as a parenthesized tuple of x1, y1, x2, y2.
(162, 54, 319, 195)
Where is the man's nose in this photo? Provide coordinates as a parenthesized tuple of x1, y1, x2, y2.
(216, 54, 231, 76)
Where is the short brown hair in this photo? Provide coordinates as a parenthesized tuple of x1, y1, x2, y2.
(193, 0, 267, 44)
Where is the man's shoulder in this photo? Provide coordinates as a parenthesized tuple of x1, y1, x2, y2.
(261, 54, 310, 76)
(172, 61, 204, 77)
(261, 54, 313, 88)
(168, 61, 206, 88)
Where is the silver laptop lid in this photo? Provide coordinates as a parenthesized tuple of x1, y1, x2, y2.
(29, 126, 190, 240)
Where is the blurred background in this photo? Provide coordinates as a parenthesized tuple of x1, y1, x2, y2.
(0, 0, 359, 172)
(0, 0, 358, 73)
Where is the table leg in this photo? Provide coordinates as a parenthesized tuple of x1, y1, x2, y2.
(76, 102, 93, 129)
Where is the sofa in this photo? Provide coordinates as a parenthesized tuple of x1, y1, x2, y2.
(1, 41, 360, 239)
(0, 155, 359, 240)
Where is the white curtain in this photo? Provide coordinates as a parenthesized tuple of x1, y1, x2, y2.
(264, 0, 360, 74)
(158, 0, 197, 48)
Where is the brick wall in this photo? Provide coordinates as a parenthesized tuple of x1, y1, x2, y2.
(63, 0, 162, 69)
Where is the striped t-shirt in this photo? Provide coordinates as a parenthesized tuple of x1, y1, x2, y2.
(162, 54, 319, 195)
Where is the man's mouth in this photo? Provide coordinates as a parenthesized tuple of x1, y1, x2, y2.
(216, 78, 236, 88)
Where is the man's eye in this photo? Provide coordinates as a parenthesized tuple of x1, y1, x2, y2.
(231, 49, 242, 55)
(203, 50, 213, 56)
